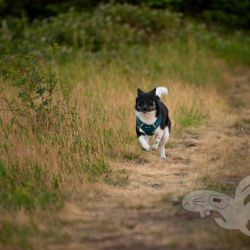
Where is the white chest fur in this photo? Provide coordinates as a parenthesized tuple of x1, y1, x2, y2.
(135, 111, 157, 125)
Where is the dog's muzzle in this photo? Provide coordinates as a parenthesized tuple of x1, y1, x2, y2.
(138, 106, 156, 113)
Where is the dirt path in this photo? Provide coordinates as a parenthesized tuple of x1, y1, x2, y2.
(50, 69, 250, 250)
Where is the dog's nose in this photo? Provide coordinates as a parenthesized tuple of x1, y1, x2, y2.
(142, 107, 147, 112)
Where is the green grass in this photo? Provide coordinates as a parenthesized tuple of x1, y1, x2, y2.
(206, 32, 250, 65)
(175, 106, 208, 128)
(0, 160, 62, 211)
(55, 38, 223, 88)
(178, 21, 250, 65)
(0, 222, 33, 250)
(80, 159, 111, 183)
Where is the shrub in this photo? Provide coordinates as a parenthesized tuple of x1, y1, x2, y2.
(0, 4, 181, 53)
(0, 49, 79, 134)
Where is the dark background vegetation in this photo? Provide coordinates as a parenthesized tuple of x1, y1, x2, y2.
(1, 0, 250, 29)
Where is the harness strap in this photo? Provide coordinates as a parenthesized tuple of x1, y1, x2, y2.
(136, 115, 162, 136)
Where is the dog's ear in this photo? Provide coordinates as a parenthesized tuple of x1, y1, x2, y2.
(137, 88, 144, 95)
(150, 88, 156, 95)
(153, 95, 160, 101)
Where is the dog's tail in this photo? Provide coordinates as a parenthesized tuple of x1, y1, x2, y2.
(156, 87, 168, 98)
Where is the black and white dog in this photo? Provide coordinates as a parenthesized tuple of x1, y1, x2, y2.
(135, 87, 171, 159)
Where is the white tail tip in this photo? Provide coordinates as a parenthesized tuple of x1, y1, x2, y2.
(156, 87, 168, 97)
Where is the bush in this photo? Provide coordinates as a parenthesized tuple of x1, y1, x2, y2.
(0, 4, 181, 53)
(0, 48, 79, 134)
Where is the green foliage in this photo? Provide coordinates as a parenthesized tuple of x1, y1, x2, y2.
(23, 4, 180, 52)
(0, 49, 80, 134)
(204, 31, 250, 65)
(178, 22, 250, 65)
(1, 4, 249, 66)
(81, 159, 111, 183)
(0, 160, 62, 211)
(2, 52, 56, 110)
(1, 3, 250, 66)
(175, 106, 208, 128)
(1, 0, 250, 29)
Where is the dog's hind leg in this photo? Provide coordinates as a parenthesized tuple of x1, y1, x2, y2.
(159, 127, 170, 159)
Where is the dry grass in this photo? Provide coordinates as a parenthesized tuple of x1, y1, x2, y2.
(0, 47, 230, 193)
(192, 70, 250, 194)
(194, 134, 249, 191)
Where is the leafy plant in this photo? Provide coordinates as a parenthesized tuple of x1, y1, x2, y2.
(0, 49, 80, 135)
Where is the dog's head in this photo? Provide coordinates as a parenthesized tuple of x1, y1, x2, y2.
(135, 88, 159, 113)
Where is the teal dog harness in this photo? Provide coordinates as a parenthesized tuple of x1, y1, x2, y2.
(136, 115, 162, 136)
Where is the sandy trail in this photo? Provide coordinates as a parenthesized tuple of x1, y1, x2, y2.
(50, 69, 250, 250)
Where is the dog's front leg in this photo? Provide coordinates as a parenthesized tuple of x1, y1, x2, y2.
(139, 135, 150, 151)
(151, 129, 163, 151)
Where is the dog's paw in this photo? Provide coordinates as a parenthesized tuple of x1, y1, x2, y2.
(160, 154, 166, 159)
(151, 144, 158, 151)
